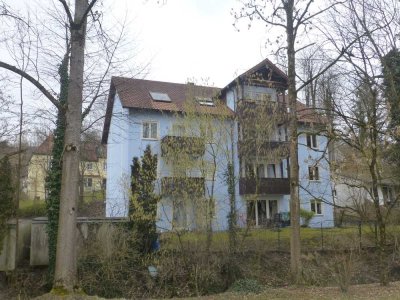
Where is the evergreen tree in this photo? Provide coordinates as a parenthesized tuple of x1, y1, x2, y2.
(383, 48, 400, 133)
(383, 49, 400, 171)
(0, 156, 15, 252)
(129, 145, 159, 253)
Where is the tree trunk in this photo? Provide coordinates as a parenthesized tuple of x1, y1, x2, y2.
(286, 0, 302, 283)
(54, 0, 88, 291)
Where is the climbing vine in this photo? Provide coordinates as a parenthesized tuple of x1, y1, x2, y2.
(0, 156, 15, 253)
(45, 54, 68, 282)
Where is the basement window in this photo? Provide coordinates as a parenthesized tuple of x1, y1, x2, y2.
(150, 91, 171, 102)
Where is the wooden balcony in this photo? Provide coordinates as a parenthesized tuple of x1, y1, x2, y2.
(161, 177, 205, 197)
(238, 140, 289, 158)
(161, 135, 205, 157)
(239, 177, 290, 195)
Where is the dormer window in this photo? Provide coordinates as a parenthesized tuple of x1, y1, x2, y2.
(150, 91, 171, 102)
(195, 97, 214, 106)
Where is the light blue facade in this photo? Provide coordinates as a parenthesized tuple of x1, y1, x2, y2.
(105, 61, 335, 230)
(105, 93, 246, 231)
(298, 129, 334, 228)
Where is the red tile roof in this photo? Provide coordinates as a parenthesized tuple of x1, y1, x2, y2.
(102, 78, 234, 143)
(111, 77, 229, 114)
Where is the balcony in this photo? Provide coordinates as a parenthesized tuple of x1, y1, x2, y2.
(239, 177, 290, 195)
(161, 177, 205, 197)
(238, 140, 289, 158)
(237, 100, 288, 117)
(161, 135, 205, 157)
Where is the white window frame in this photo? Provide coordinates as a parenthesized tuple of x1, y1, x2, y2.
(84, 177, 93, 188)
(306, 133, 318, 149)
(142, 121, 159, 140)
(310, 199, 322, 215)
(308, 165, 320, 181)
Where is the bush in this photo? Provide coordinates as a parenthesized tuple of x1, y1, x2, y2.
(300, 208, 315, 227)
(18, 202, 47, 218)
(229, 278, 264, 294)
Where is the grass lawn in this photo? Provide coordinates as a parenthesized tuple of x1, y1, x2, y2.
(162, 225, 392, 251)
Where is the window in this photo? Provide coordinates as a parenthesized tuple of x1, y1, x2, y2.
(142, 121, 158, 139)
(150, 91, 171, 102)
(103, 162, 107, 171)
(84, 177, 93, 188)
(382, 186, 392, 203)
(308, 166, 320, 181)
(200, 124, 213, 141)
(310, 199, 322, 215)
(102, 178, 106, 188)
(257, 164, 265, 178)
(195, 97, 214, 106)
(245, 164, 255, 178)
(306, 134, 318, 149)
(172, 124, 186, 136)
(267, 164, 276, 178)
(86, 162, 93, 170)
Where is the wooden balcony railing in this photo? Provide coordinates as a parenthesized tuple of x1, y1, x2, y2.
(238, 140, 289, 158)
(239, 177, 290, 195)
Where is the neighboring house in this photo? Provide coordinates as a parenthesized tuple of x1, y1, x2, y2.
(331, 143, 399, 217)
(102, 58, 335, 230)
(25, 135, 107, 201)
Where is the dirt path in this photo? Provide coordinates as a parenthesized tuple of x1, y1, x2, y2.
(183, 281, 400, 300)
(4, 281, 400, 299)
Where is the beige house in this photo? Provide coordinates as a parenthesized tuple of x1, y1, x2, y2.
(25, 135, 107, 201)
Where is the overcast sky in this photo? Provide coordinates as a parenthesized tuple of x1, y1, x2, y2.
(1, 0, 280, 141)
(112, 0, 276, 87)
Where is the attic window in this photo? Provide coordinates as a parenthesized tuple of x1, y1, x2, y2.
(150, 91, 171, 102)
(195, 97, 214, 106)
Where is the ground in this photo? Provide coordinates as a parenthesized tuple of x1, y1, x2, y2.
(12, 281, 400, 299)
(186, 282, 400, 300)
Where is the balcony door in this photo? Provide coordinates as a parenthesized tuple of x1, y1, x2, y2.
(248, 199, 278, 227)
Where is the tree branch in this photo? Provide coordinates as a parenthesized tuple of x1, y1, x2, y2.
(0, 61, 60, 109)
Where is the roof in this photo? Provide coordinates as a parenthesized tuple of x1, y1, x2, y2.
(296, 101, 328, 124)
(221, 58, 288, 95)
(102, 58, 326, 144)
(35, 135, 106, 162)
(110, 77, 231, 113)
(35, 135, 54, 155)
(102, 78, 233, 144)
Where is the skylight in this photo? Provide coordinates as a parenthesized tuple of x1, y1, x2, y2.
(195, 97, 214, 106)
(150, 91, 171, 102)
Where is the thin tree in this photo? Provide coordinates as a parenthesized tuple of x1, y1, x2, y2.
(233, 0, 349, 281)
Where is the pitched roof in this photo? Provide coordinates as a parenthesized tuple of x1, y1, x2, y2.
(35, 135, 54, 155)
(35, 135, 105, 162)
(111, 77, 225, 112)
(221, 58, 288, 95)
(102, 78, 233, 144)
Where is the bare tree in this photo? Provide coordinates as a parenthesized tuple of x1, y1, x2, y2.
(233, 0, 350, 281)
(323, 0, 400, 285)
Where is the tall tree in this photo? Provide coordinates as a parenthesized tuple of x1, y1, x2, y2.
(325, 0, 400, 285)
(234, 0, 347, 281)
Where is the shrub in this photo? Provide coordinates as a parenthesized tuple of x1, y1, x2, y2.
(18, 202, 46, 218)
(300, 208, 315, 227)
(229, 278, 264, 294)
